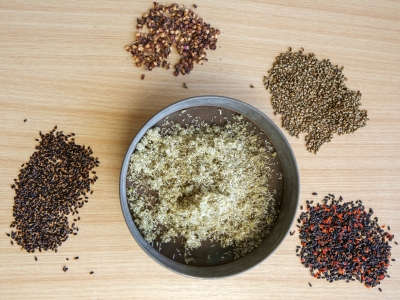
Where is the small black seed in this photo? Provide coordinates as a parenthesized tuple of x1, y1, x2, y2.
(395, 241, 398, 245)
(379, 288, 382, 292)
(24, 119, 27, 122)
(74, 256, 79, 260)
(90, 271, 94, 274)
(391, 258, 395, 261)
(35, 256, 37, 261)
(308, 282, 312, 287)
(66, 258, 69, 260)
(11, 241, 14, 245)
(312, 192, 317, 196)
(388, 226, 391, 230)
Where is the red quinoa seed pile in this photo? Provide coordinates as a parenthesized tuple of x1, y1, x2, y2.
(298, 194, 394, 288)
(125, 2, 220, 76)
(9, 126, 100, 253)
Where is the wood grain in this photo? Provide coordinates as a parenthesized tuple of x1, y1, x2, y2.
(1, 0, 399, 299)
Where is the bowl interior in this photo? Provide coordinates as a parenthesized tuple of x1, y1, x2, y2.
(120, 96, 299, 278)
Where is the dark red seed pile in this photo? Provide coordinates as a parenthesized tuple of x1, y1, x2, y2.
(298, 194, 394, 288)
(9, 126, 99, 253)
(125, 2, 220, 76)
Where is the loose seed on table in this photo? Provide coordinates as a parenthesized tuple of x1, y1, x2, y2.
(125, 2, 220, 76)
(183, 83, 188, 89)
(9, 126, 100, 253)
(265, 48, 368, 153)
(35, 256, 37, 261)
(297, 194, 393, 288)
(141, 74, 145, 80)
(90, 271, 94, 275)
(24, 119, 27, 122)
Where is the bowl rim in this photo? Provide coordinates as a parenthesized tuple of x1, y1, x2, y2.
(119, 95, 299, 279)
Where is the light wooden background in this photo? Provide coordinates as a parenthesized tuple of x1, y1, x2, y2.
(1, 0, 399, 299)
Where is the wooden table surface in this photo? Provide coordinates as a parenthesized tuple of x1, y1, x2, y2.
(1, 0, 399, 299)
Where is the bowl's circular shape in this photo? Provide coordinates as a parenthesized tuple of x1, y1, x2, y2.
(119, 96, 299, 279)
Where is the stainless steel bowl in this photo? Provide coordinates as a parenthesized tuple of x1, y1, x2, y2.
(119, 96, 299, 278)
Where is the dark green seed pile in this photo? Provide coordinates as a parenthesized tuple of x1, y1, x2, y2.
(298, 194, 394, 288)
(264, 48, 368, 153)
(9, 126, 100, 253)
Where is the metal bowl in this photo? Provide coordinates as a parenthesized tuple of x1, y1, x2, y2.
(119, 96, 299, 278)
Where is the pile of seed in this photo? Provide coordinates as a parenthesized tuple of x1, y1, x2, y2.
(127, 117, 279, 260)
(264, 48, 368, 153)
(9, 126, 100, 253)
(298, 194, 394, 288)
(125, 2, 220, 76)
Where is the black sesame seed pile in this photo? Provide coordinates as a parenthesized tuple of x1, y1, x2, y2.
(298, 194, 394, 288)
(9, 126, 100, 253)
(264, 48, 369, 153)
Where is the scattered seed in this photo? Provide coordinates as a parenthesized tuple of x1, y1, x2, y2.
(379, 288, 382, 292)
(388, 226, 390, 230)
(290, 231, 295, 236)
(8, 127, 100, 253)
(63, 266, 68, 272)
(297, 194, 393, 288)
(11, 241, 14, 245)
(391, 258, 395, 261)
(24, 119, 27, 122)
(265, 48, 368, 153)
(35, 256, 37, 261)
(6, 233, 10, 237)
(183, 83, 188, 89)
(193, 4, 197, 8)
(126, 3, 220, 76)
(308, 282, 312, 287)
(395, 241, 398, 245)
(250, 85, 254, 88)
(141, 74, 145, 80)
(74, 256, 79, 260)
(66, 258, 69, 260)
(90, 271, 94, 274)
(312, 192, 317, 196)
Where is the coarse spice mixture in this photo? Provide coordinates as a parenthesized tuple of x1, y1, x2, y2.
(264, 48, 368, 153)
(8, 126, 100, 253)
(297, 194, 394, 288)
(125, 2, 220, 76)
(127, 116, 280, 261)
